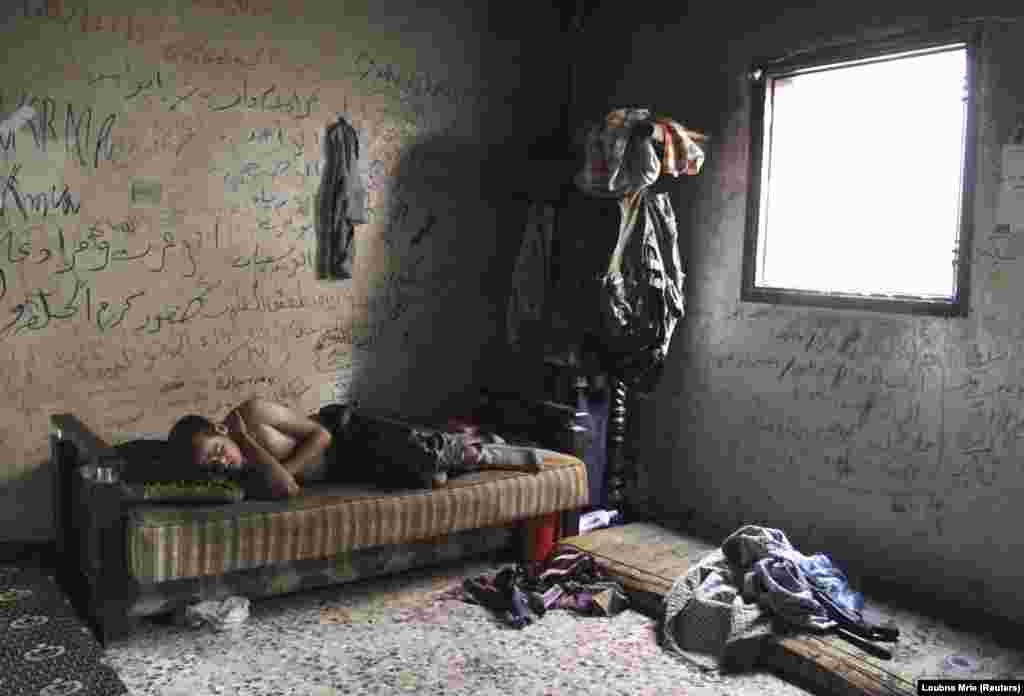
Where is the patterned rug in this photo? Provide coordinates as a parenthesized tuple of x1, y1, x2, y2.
(101, 557, 813, 696)
(0, 564, 129, 696)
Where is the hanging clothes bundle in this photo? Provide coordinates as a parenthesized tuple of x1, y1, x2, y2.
(601, 189, 685, 392)
(507, 202, 556, 349)
(316, 115, 369, 280)
(575, 108, 704, 392)
(576, 107, 704, 198)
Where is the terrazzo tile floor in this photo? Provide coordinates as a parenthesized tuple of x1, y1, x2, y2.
(98, 556, 1024, 696)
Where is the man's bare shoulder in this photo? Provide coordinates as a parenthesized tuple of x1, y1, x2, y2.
(236, 397, 290, 424)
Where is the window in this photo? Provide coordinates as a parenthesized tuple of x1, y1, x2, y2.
(742, 27, 978, 316)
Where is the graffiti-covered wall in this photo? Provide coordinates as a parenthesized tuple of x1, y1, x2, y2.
(0, 0, 560, 541)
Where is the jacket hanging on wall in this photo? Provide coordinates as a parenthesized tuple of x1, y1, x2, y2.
(574, 108, 703, 392)
(316, 116, 369, 279)
(600, 189, 685, 392)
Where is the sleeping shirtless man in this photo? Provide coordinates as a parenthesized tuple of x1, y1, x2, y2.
(167, 397, 332, 499)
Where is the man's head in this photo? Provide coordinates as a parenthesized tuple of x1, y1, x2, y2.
(168, 414, 244, 477)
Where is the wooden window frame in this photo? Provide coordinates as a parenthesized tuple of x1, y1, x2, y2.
(741, 25, 980, 317)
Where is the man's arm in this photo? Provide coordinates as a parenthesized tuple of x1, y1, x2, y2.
(237, 398, 332, 479)
(231, 419, 300, 499)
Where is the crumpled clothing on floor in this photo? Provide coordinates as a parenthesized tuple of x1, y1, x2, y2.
(723, 526, 837, 632)
(456, 549, 629, 629)
(661, 524, 881, 672)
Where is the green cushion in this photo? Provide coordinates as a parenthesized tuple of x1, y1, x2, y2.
(123, 479, 245, 504)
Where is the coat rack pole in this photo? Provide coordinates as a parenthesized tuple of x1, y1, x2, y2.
(605, 376, 629, 511)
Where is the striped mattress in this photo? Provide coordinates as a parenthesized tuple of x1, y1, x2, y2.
(127, 449, 588, 583)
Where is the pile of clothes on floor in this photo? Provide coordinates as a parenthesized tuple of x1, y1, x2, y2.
(453, 548, 629, 629)
(661, 525, 900, 671)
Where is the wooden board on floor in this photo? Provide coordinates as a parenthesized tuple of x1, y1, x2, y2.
(559, 522, 915, 696)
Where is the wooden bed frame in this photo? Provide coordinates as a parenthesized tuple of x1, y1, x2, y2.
(49, 394, 587, 644)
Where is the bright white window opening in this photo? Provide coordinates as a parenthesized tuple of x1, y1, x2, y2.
(756, 45, 968, 298)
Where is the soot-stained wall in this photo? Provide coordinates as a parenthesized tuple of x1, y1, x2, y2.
(575, 3, 1024, 623)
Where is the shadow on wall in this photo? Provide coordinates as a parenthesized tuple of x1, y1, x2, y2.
(0, 452, 55, 543)
(345, 134, 522, 420)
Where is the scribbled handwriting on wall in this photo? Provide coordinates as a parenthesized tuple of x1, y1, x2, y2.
(28, 1, 177, 43)
(351, 50, 490, 108)
(0, 92, 117, 168)
(190, 0, 273, 17)
(199, 79, 320, 119)
(700, 312, 1024, 537)
(0, 168, 80, 221)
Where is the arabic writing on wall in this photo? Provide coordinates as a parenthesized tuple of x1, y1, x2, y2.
(690, 312, 1024, 540)
(0, 0, 515, 551)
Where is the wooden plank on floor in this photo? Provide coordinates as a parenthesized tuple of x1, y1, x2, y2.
(559, 522, 915, 696)
(560, 521, 715, 596)
(767, 635, 915, 696)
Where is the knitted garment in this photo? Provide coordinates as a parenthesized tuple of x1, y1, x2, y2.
(661, 525, 846, 672)
(661, 549, 773, 672)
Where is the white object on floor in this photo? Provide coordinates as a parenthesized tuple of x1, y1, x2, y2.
(579, 509, 620, 534)
(184, 596, 251, 631)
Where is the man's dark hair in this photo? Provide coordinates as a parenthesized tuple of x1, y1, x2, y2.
(167, 414, 216, 466)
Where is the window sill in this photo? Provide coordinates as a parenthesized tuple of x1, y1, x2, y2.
(740, 286, 967, 318)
